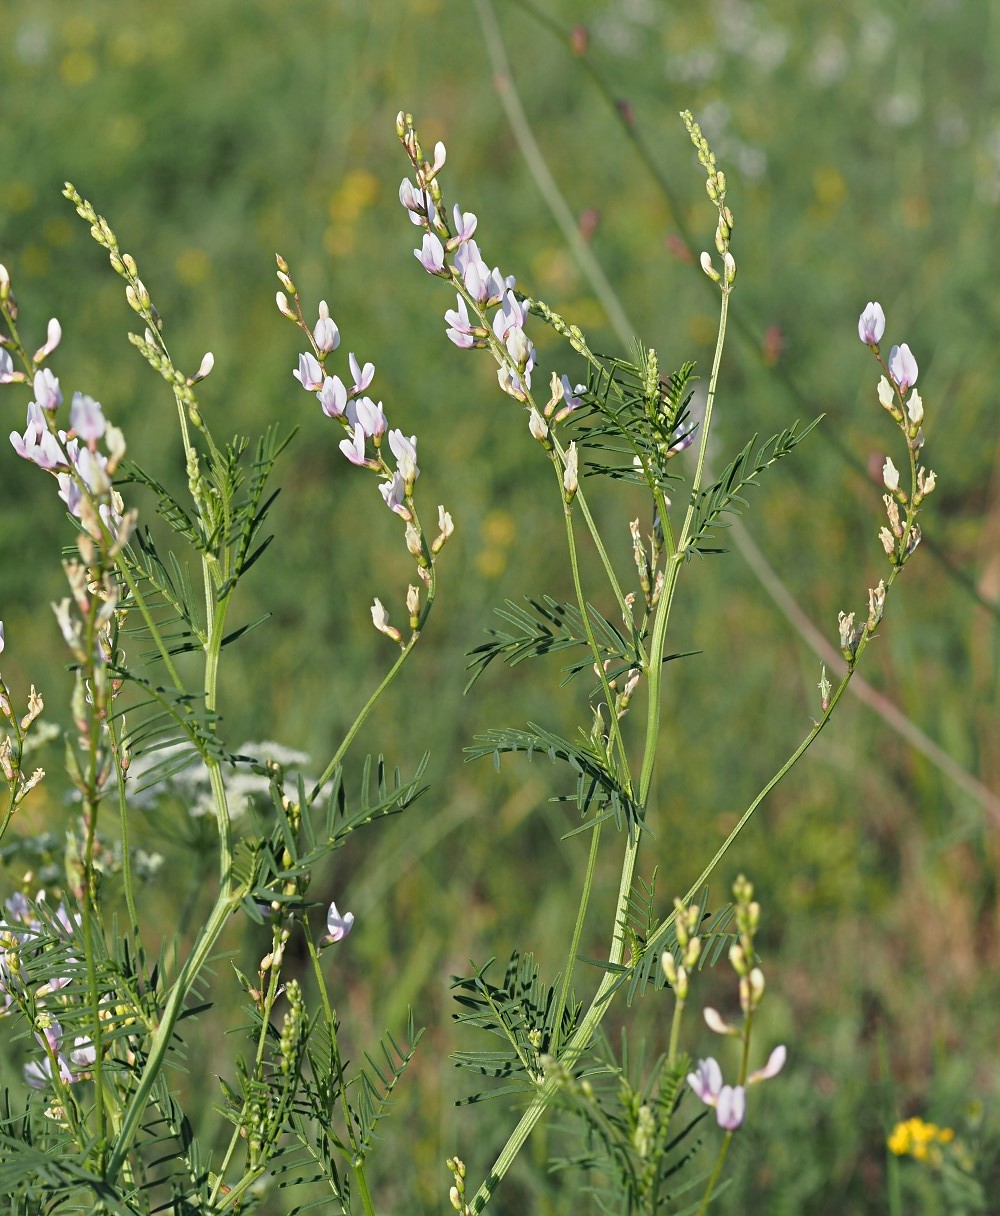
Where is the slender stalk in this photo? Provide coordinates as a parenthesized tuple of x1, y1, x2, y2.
(551, 820, 602, 1055)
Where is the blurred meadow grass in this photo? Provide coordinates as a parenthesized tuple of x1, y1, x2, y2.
(1, 0, 998, 1210)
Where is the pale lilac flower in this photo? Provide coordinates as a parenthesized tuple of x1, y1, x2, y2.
(0, 349, 14, 383)
(445, 296, 475, 349)
(748, 1045, 786, 1084)
(715, 1085, 747, 1130)
(326, 900, 355, 942)
(24, 1054, 74, 1089)
(888, 343, 918, 393)
(687, 1056, 723, 1103)
(687, 1044, 785, 1131)
(415, 233, 446, 274)
(451, 204, 478, 243)
(318, 374, 348, 419)
(293, 351, 324, 391)
(33, 368, 62, 411)
(10, 402, 66, 469)
(70, 1036, 96, 1068)
(559, 376, 584, 413)
(349, 353, 375, 394)
(493, 291, 529, 343)
(857, 301, 885, 345)
(388, 429, 419, 484)
(355, 397, 387, 439)
(33, 318, 62, 362)
(313, 301, 340, 354)
(687, 1058, 746, 1130)
(379, 471, 411, 519)
(399, 178, 431, 225)
(70, 392, 106, 443)
(339, 423, 368, 467)
(455, 240, 490, 302)
(882, 456, 900, 492)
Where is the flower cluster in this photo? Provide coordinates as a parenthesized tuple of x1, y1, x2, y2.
(7, 352, 129, 547)
(887, 1116, 955, 1163)
(278, 258, 453, 645)
(684, 876, 786, 1130)
(837, 303, 937, 666)
(0, 892, 97, 1096)
(397, 112, 584, 428)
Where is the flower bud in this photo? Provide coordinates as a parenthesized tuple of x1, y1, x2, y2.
(882, 456, 900, 493)
(906, 389, 923, 428)
(722, 251, 736, 284)
(563, 442, 579, 500)
(528, 407, 549, 444)
(700, 251, 721, 282)
(838, 610, 857, 661)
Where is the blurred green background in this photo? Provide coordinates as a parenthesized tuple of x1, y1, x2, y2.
(2, 0, 999, 1210)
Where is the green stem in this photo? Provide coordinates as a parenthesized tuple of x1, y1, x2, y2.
(106, 890, 239, 1182)
(551, 820, 602, 1055)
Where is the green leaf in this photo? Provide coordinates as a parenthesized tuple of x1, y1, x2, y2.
(686, 416, 824, 555)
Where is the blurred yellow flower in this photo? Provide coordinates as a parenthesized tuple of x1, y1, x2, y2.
(888, 1116, 955, 1163)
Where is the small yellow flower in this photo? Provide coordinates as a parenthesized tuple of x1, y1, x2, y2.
(887, 1117, 956, 1163)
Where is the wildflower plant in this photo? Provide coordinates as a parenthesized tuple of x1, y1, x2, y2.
(0, 103, 936, 1215)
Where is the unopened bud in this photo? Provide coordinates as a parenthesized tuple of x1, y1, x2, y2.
(882, 456, 900, 493)
(528, 407, 549, 444)
(563, 442, 579, 500)
(722, 251, 736, 284)
(700, 251, 721, 282)
(837, 610, 857, 661)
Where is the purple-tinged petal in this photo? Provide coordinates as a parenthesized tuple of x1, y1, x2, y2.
(326, 901, 355, 943)
(452, 203, 478, 243)
(888, 343, 918, 392)
(415, 233, 445, 274)
(686, 1057, 723, 1103)
(318, 375, 348, 419)
(293, 351, 324, 391)
(857, 301, 885, 345)
(70, 392, 106, 442)
(349, 353, 375, 394)
(715, 1085, 746, 1130)
(379, 471, 411, 519)
(33, 368, 62, 411)
(355, 397, 387, 439)
(0, 349, 14, 383)
(748, 1044, 787, 1085)
(339, 423, 367, 466)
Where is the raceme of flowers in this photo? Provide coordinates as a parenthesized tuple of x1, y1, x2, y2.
(397, 112, 584, 420)
(6, 330, 129, 545)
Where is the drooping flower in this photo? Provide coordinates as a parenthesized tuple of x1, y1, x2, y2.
(355, 397, 387, 439)
(379, 470, 411, 519)
(33, 368, 62, 411)
(70, 392, 106, 443)
(293, 351, 324, 391)
(339, 423, 368, 467)
(857, 301, 886, 346)
(445, 296, 475, 349)
(318, 374, 348, 419)
(415, 233, 446, 275)
(10, 402, 66, 469)
(888, 343, 918, 393)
